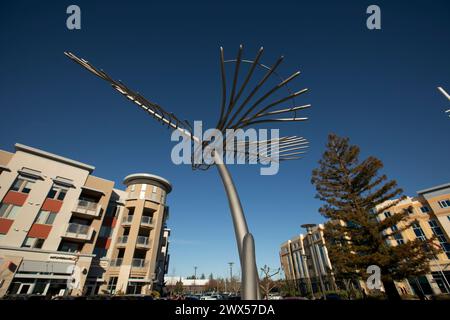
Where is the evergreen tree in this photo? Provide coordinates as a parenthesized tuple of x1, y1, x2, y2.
(311, 133, 439, 300)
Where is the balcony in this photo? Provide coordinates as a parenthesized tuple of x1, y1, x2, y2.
(116, 235, 128, 247)
(122, 215, 133, 226)
(63, 223, 94, 241)
(110, 258, 123, 267)
(72, 199, 101, 218)
(131, 258, 148, 269)
(140, 216, 153, 228)
(136, 236, 150, 249)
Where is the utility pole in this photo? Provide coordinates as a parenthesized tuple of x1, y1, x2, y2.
(229, 262, 234, 294)
(194, 266, 198, 293)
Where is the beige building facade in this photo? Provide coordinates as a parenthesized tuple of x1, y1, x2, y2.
(0, 143, 172, 297)
(280, 182, 450, 298)
(377, 183, 450, 296)
(280, 224, 336, 296)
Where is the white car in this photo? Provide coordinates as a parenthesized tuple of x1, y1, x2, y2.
(200, 294, 223, 300)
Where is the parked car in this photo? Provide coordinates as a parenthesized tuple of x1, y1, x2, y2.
(283, 296, 309, 300)
(3, 294, 47, 300)
(52, 295, 87, 300)
(111, 294, 153, 300)
(200, 294, 223, 300)
(268, 293, 283, 300)
(320, 293, 342, 300)
(86, 295, 113, 300)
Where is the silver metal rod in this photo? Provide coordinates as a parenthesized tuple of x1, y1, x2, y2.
(216, 47, 227, 129)
(438, 86, 450, 101)
(225, 56, 284, 129)
(242, 233, 259, 300)
(214, 151, 260, 300)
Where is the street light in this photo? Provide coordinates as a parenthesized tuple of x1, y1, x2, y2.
(193, 266, 198, 293)
(65, 46, 311, 299)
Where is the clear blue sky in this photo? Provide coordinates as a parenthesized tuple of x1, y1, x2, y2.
(1, 0, 449, 279)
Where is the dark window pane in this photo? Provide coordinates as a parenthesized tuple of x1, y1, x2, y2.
(47, 188, 57, 199)
(57, 190, 67, 201)
(45, 213, 57, 225)
(34, 238, 45, 249)
(11, 178, 23, 191)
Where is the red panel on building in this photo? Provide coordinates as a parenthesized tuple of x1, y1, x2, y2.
(28, 224, 52, 239)
(0, 218, 14, 234)
(111, 217, 117, 228)
(41, 198, 63, 213)
(3, 191, 27, 206)
(105, 237, 111, 249)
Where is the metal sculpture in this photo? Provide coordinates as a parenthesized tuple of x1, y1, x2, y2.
(437, 87, 450, 117)
(65, 45, 310, 299)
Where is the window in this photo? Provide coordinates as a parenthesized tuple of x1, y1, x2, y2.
(58, 242, 81, 252)
(412, 222, 426, 241)
(107, 277, 118, 294)
(406, 207, 414, 215)
(429, 219, 450, 259)
(438, 199, 450, 208)
(57, 189, 67, 200)
(34, 210, 57, 225)
(0, 204, 21, 219)
(47, 185, 68, 201)
(10, 177, 34, 194)
(130, 184, 136, 192)
(391, 225, 404, 245)
(384, 211, 392, 218)
(22, 237, 44, 249)
(420, 206, 430, 213)
(139, 184, 147, 200)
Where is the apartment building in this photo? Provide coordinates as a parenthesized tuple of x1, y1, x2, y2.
(280, 224, 336, 296)
(378, 183, 450, 296)
(0, 143, 172, 297)
(280, 182, 450, 298)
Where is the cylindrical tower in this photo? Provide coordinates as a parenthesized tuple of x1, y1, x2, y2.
(109, 173, 172, 295)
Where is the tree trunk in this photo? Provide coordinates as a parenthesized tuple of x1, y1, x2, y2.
(383, 279, 401, 300)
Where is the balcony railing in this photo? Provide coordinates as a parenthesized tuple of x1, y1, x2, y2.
(141, 216, 153, 226)
(64, 223, 93, 241)
(136, 236, 150, 248)
(131, 258, 147, 268)
(72, 199, 101, 218)
(122, 215, 134, 225)
(110, 258, 123, 267)
(117, 236, 128, 245)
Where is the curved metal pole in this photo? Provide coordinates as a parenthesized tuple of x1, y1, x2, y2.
(214, 152, 260, 300)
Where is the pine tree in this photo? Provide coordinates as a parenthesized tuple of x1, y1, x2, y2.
(311, 133, 439, 300)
